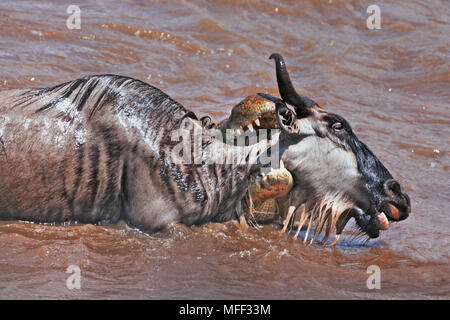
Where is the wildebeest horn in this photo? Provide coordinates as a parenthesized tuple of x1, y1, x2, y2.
(269, 53, 316, 113)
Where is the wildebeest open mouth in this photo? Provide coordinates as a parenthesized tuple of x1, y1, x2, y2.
(291, 201, 408, 246)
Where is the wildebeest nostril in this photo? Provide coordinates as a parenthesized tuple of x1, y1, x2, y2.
(381, 179, 411, 220)
(384, 179, 402, 197)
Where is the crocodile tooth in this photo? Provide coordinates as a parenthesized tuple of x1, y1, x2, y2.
(280, 160, 285, 170)
(247, 123, 254, 132)
(254, 119, 261, 127)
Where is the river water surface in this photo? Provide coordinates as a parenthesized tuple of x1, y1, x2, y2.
(0, 0, 448, 299)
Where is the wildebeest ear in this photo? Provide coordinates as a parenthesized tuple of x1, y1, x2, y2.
(276, 101, 298, 133)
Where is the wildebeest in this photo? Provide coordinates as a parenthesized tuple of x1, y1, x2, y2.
(0, 53, 410, 244)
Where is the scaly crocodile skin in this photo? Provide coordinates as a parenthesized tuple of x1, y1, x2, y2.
(218, 95, 294, 223)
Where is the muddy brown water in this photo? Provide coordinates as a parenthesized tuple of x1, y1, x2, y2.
(0, 0, 449, 299)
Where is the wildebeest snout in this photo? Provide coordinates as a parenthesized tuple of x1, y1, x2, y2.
(379, 179, 411, 221)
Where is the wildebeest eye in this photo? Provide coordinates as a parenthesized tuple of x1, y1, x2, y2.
(332, 122, 344, 132)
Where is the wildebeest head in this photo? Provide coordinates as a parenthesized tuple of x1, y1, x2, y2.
(269, 53, 411, 241)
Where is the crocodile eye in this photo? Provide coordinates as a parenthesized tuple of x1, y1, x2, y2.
(332, 122, 344, 132)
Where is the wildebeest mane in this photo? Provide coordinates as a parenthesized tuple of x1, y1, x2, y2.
(12, 74, 197, 129)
